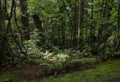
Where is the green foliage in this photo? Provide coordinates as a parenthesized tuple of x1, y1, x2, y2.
(26, 0, 120, 57)
(29, 29, 55, 51)
(1, 0, 120, 69)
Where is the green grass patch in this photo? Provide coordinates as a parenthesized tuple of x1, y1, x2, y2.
(0, 60, 120, 82)
(80, 57, 97, 64)
(0, 70, 23, 82)
(41, 60, 120, 82)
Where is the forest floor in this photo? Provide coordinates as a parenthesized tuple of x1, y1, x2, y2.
(41, 60, 120, 82)
(0, 58, 120, 82)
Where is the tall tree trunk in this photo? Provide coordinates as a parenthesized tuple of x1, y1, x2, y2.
(0, 0, 11, 65)
(72, 2, 77, 47)
(78, 0, 84, 48)
(77, 0, 80, 45)
(61, 20, 65, 49)
(59, 2, 66, 49)
(90, 0, 95, 52)
(19, 0, 29, 40)
(0, 0, 5, 56)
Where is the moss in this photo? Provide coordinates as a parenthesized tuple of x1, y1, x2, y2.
(0, 70, 23, 82)
(0, 60, 120, 82)
(26, 58, 47, 64)
(41, 60, 120, 82)
(80, 57, 97, 64)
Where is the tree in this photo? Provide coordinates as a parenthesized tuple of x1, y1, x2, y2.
(19, 0, 30, 40)
(0, 0, 6, 64)
(0, 0, 15, 65)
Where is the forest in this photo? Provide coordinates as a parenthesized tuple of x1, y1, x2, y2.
(0, 0, 120, 82)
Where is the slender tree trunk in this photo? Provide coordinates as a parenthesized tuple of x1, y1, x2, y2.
(78, 0, 84, 47)
(90, 0, 95, 52)
(19, 0, 29, 40)
(0, 0, 11, 65)
(3, 0, 9, 20)
(59, 2, 66, 49)
(61, 20, 65, 49)
(0, 0, 5, 55)
(118, 2, 120, 34)
(72, 2, 78, 47)
(77, 0, 80, 44)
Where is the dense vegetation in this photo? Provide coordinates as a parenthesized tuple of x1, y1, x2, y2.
(0, 0, 120, 82)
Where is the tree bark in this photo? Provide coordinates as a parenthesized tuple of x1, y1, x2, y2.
(0, 0, 5, 55)
(78, 0, 84, 47)
(19, 0, 30, 40)
(0, 0, 11, 65)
